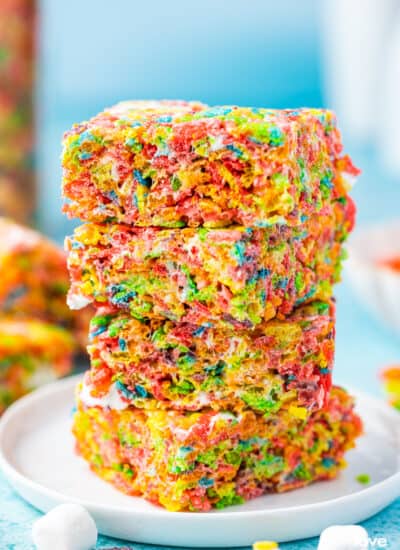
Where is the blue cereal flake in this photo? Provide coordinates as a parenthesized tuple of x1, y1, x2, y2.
(199, 477, 214, 488)
(247, 267, 270, 285)
(157, 115, 172, 123)
(71, 240, 84, 250)
(193, 325, 207, 337)
(257, 268, 270, 280)
(268, 126, 285, 147)
(115, 380, 134, 399)
(133, 169, 152, 188)
(293, 230, 307, 242)
(226, 143, 244, 158)
(90, 325, 108, 339)
(255, 216, 286, 228)
(320, 171, 334, 194)
(125, 137, 143, 152)
(118, 338, 127, 351)
(277, 277, 288, 289)
(125, 137, 137, 147)
(77, 130, 96, 145)
(109, 283, 136, 306)
(319, 367, 331, 374)
(177, 446, 194, 458)
(232, 241, 247, 266)
(239, 436, 268, 449)
(322, 457, 336, 468)
(4, 285, 27, 308)
(314, 112, 328, 126)
(295, 287, 316, 305)
(202, 106, 233, 118)
(79, 151, 92, 161)
(155, 143, 170, 157)
(135, 384, 149, 398)
(115, 380, 149, 400)
(106, 190, 118, 202)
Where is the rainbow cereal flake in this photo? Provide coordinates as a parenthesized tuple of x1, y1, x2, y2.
(83, 300, 335, 414)
(62, 101, 359, 229)
(73, 385, 362, 512)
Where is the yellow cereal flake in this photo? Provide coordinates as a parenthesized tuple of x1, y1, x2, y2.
(253, 541, 279, 550)
(289, 405, 308, 420)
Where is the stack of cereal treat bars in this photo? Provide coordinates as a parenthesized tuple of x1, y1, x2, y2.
(63, 101, 363, 512)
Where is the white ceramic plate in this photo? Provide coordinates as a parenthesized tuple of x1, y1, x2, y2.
(0, 375, 399, 547)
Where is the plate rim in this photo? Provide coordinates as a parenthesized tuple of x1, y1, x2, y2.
(0, 374, 399, 522)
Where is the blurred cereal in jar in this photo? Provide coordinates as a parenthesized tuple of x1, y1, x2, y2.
(0, 0, 35, 223)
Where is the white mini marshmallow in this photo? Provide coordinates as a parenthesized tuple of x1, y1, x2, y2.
(318, 525, 369, 550)
(32, 503, 97, 550)
(67, 293, 92, 310)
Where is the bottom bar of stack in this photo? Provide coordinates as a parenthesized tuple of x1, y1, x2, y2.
(73, 385, 362, 512)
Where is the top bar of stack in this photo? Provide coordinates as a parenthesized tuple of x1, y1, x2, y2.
(62, 100, 359, 229)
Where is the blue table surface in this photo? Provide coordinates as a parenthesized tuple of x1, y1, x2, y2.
(1, 149, 400, 548)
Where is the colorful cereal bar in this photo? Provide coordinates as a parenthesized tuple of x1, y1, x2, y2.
(0, 217, 90, 347)
(0, 316, 74, 413)
(381, 366, 400, 410)
(84, 300, 334, 414)
(73, 385, 362, 512)
(66, 197, 352, 327)
(62, 101, 360, 228)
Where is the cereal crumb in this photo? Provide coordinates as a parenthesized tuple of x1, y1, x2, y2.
(356, 473, 370, 485)
(253, 542, 279, 550)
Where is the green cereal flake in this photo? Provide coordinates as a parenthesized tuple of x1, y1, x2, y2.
(295, 272, 305, 293)
(118, 431, 140, 448)
(240, 389, 281, 415)
(168, 455, 194, 474)
(171, 174, 182, 191)
(197, 448, 219, 469)
(356, 473, 371, 485)
(253, 454, 286, 479)
(93, 454, 103, 467)
(197, 227, 209, 241)
(224, 450, 242, 466)
(91, 314, 113, 327)
(170, 379, 195, 395)
(293, 462, 312, 481)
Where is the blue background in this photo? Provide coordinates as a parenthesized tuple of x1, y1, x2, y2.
(3, 0, 399, 548)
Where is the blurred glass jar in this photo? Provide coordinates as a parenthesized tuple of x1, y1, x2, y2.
(0, 0, 35, 223)
(320, 0, 397, 145)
